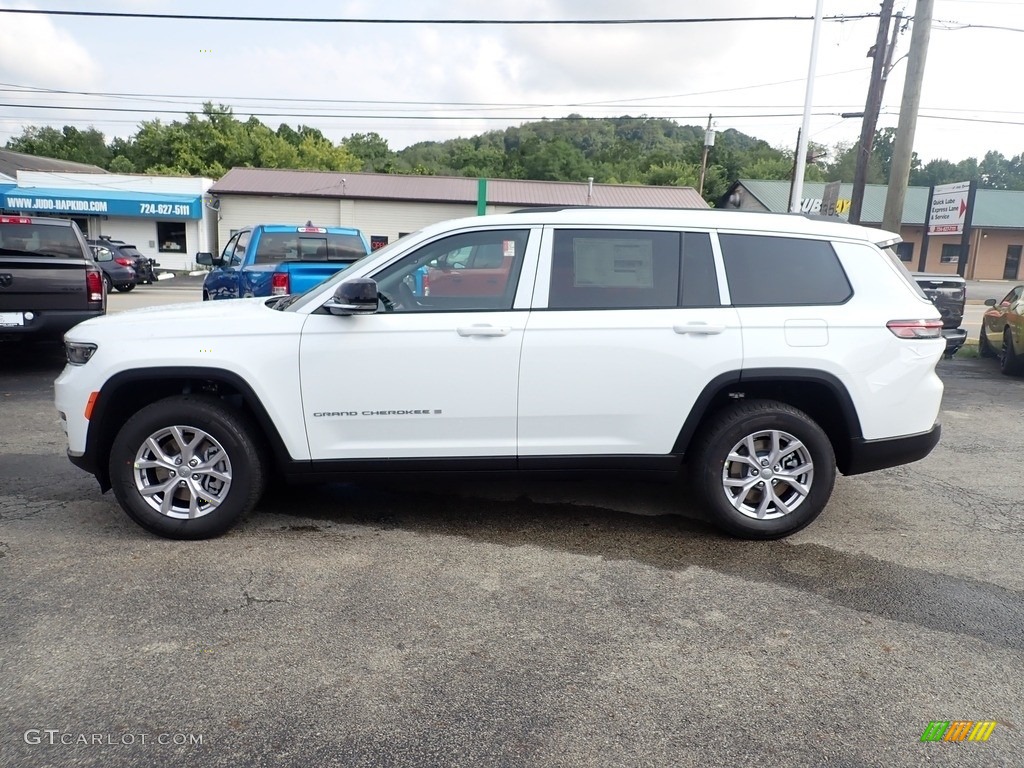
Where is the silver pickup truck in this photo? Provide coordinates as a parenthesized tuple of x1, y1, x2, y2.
(0, 216, 105, 341)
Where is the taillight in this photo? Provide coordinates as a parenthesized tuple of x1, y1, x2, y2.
(886, 319, 943, 339)
(114, 257, 133, 267)
(271, 272, 289, 296)
(86, 268, 103, 302)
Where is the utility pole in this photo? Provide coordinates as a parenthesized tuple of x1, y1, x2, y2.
(849, 0, 896, 224)
(884, 0, 933, 233)
(698, 114, 714, 197)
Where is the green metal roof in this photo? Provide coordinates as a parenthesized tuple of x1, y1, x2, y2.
(736, 179, 1024, 229)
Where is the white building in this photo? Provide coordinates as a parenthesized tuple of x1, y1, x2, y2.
(207, 168, 709, 254)
(0, 169, 217, 270)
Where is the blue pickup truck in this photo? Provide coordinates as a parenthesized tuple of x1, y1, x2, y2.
(197, 224, 370, 300)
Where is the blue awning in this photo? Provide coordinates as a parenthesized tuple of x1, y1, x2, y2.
(1, 186, 203, 219)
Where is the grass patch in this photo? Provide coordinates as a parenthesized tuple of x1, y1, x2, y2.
(953, 342, 980, 359)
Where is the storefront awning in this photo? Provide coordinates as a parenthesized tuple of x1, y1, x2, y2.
(0, 187, 203, 219)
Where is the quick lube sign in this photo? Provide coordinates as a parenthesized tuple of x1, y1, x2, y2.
(929, 181, 970, 234)
(1, 191, 202, 219)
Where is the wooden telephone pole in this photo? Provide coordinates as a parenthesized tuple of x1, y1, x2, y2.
(884, 0, 934, 233)
(849, 0, 898, 224)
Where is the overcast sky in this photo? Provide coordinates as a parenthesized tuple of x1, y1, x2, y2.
(0, 0, 1020, 168)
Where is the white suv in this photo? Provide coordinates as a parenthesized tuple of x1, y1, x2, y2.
(55, 209, 945, 540)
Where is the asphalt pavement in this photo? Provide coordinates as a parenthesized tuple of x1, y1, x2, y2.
(0, 342, 1021, 767)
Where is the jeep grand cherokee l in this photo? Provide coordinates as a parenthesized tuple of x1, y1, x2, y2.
(55, 209, 944, 540)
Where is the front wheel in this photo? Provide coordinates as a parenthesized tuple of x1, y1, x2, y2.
(688, 400, 836, 539)
(109, 395, 266, 539)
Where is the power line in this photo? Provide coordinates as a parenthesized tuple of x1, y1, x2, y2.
(0, 8, 879, 25)
(0, 67, 874, 113)
(3, 100, 1021, 128)
(0, 102, 820, 121)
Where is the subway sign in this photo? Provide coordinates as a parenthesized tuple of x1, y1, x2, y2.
(1, 190, 202, 219)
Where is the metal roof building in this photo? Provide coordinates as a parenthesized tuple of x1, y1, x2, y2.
(208, 168, 708, 256)
(0, 148, 107, 183)
(719, 179, 1024, 280)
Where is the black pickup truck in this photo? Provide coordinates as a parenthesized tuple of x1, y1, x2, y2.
(913, 271, 968, 358)
(0, 216, 105, 341)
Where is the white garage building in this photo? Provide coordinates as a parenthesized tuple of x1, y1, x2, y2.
(207, 168, 708, 253)
(0, 168, 217, 270)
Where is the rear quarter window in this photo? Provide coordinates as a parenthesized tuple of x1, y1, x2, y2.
(720, 234, 852, 306)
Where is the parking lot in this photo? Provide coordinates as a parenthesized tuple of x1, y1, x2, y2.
(1, 295, 1022, 767)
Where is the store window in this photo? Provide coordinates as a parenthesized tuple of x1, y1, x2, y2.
(895, 242, 914, 262)
(157, 221, 187, 253)
(940, 244, 961, 264)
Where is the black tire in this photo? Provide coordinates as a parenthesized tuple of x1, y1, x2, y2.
(114, 283, 136, 293)
(978, 325, 997, 358)
(108, 395, 266, 539)
(103, 273, 112, 294)
(1000, 328, 1024, 376)
(688, 399, 836, 540)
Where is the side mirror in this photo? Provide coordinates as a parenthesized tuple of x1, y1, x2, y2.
(327, 278, 379, 316)
(195, 252, 217, 266)
(984, 298, 997, 306)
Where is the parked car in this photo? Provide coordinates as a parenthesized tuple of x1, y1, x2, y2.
(87, 238, 160, 285)
(0, 215, 105, 341)
(979, 284, 1024, 375)
(198, 224, 370, 300)
(89, 244, 137, 293)
(415, 241, 516, 298)
(912, 272, 967, 358)
(56, 209, 944, 541)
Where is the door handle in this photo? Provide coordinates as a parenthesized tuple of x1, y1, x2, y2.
(673, 322, 726, 335)
(457, 325, 511, 337)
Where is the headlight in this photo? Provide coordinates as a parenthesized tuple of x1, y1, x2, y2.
(66, 341, 98, 365)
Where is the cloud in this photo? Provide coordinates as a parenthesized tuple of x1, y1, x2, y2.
(0, 7, 100, 88)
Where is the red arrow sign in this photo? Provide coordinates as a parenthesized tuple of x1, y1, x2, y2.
(960, 198, 968, 217)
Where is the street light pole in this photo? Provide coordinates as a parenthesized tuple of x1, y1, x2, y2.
(789, 0, 825, 213)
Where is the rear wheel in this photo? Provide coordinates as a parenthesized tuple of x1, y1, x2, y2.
(115, 283, 135, 293)
(109, 395, 266, 539)
(1000, 328, 1024, 376)
(689, 400, 836, 539)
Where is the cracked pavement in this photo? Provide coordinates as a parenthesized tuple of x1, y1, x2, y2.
(1, 342, 1022, 768)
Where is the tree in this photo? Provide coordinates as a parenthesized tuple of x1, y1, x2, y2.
(342, 132, 394, 172)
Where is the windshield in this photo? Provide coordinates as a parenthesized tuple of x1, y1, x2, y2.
(280, 232, 421, 312)
(0, 222, 83, 257)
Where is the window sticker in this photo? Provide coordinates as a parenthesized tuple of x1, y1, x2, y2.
(572, 238, 654, 289)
